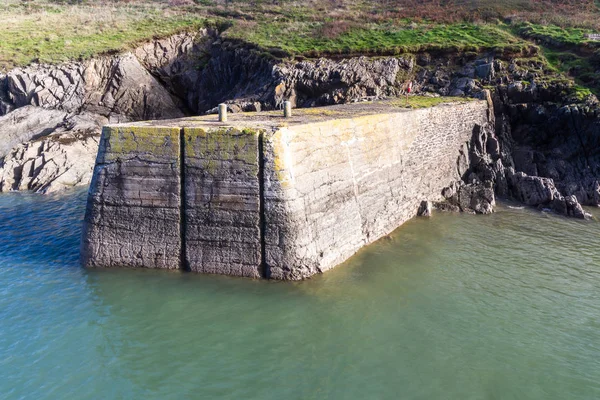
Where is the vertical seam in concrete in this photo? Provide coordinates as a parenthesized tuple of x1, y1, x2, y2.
(258, 132, 269, 279)
(344, 143, 366, 240)
(179, 127, 189, 271)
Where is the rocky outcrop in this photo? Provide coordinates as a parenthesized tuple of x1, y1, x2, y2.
(0, 106, 68, 158)
(133, 30, 214, 113)
(3, 53, 183, 121)
(137, 35, 417, 114)
(438, 114, 592, 218)
(0, 131, 99, 193)
(413, 53, 599, 218)
(439, 179, 496, 215)
(496, 87, 600, 208)
(506, 171, 589, 218)
(491, 84, 598, 218)
(271, 56, 413, 108)
(0, 37, 190, 192)
(0, 107, 103, 193)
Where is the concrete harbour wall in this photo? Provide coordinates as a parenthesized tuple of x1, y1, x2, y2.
(81, 101, 490, 279)
(81, 127, 182, 269)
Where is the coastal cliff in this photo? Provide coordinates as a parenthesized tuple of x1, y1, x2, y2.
(0, 30, 599, 218)
(81, 100, 490, 279)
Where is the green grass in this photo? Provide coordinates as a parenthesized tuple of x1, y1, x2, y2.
(390, 96, 475, 109)
(540, 46, 599, 95)
(0, 17, 208, 69)
(514, 23, 600, 47)
(1, 0, 599, 71)
(506, 22, 600, 96)
(226, 21, 529, 57)
(0, 1, 209, 70)
(0, 0, 598, 102)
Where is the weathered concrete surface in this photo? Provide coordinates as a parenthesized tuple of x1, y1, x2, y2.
(81, 100, 490, 278)
(263, 101, 489, 279)
(81, 126, 182, 269)
(183, 127, 262, 277)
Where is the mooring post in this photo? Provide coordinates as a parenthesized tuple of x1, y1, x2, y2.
(218, 104, 227, 122)
(284, 101, 292, 118)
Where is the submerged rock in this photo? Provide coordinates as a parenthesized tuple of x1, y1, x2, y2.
(506, 171, 590, 219)
(508, 171, 558, 206)
(439, 180, 495, 215)
(417, 201, 433, 217)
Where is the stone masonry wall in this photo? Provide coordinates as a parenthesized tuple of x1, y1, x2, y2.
(81, 101, 490, 279)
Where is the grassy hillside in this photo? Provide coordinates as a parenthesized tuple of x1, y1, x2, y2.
(1, 0, 599, 93)
(0, 1, 209, 70)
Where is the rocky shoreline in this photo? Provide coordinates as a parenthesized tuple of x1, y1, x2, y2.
(0, 30, 598, 218)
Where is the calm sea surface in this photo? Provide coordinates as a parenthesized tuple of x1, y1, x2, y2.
(1, 189, 599, 399)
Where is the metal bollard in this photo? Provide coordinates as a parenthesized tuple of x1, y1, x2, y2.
(283, 101, 292, 118)
(218, 103, 227, 122)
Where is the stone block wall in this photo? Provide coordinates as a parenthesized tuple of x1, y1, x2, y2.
(81, 101, 490, 279)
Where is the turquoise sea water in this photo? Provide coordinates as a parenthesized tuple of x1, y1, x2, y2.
(1, 189, 599, 399)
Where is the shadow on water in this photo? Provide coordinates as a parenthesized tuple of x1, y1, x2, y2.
(0, 188, 87, 265)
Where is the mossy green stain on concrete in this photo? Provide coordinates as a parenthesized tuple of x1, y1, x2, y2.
(184, 127, 261, 175)
(103, 126, 181, 162)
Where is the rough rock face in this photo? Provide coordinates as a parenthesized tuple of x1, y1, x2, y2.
(0, 40, 188, 193)
(417, 200, 433, 217)
(179, 43, 415, 113)
(495, 87, 600, 209)
(133, 30, 213, 113)
(0, 109, 104, 193)
(414, 52, 599, 217)
(0, 73, 14, 115)
(191, 40, 277, 113)
(0, 106, 68, 158)
(439, 180, 496, 215)
(438, 116, 591, 218)
(0, 131, 99, 193)
(4, 53, 183, 121)
(507, 170, 588, 218)
(272, 57, 413, 108)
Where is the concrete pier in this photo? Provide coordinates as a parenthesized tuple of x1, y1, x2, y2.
(81, 100, 491, 279)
